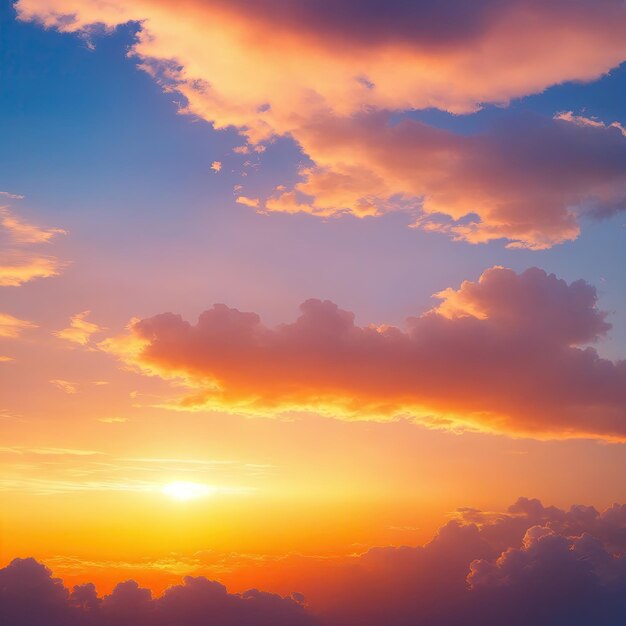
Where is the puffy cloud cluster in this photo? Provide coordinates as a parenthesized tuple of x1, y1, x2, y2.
(0, 558, 315, 626)
(4, 498, 626, 626)
(15, 0, 626, 128)
(308, 498, 626, 626)
(101, 267, 626, 440)
(16, 0, 626, 247)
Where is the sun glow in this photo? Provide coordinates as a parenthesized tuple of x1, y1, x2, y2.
(161, 481, 213, 501)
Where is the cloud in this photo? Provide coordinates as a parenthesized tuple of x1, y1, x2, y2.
(0, 205, 66, 286)
(0, 255, 65, 287)
(100, 267, 626, 440)
(0, 446, 103, 456)
(16, 0, 626, 128)
(54, 311, 104, 346)
(0, 558, 316, 626)
(271, 111, 626, 248)
(0, 191, 25, 200)
(232, 497, 626, 626)
(0, 206, 66, 244)
(16, 0, 626, 247)
(235, 196, 260, 208)
(97, 416, 128, 424)
(0, 312, 37, 338)
(333, 501, 626, 626)
(49, 379, 79, 394)
(4, 498, 626, 626)
(210, 161, 222, 172)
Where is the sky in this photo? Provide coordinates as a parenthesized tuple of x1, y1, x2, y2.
(1, 1, 626, 624)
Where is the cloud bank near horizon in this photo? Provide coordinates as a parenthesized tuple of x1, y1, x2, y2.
(4, 497, 626, 626)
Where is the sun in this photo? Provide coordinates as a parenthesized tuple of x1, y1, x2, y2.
(161, 481, 213, 501)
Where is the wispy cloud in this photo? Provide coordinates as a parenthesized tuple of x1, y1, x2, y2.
(97, 416, 128, 423)
(0, 446, 103, 456)
(0, 206, 66, 244)
(235, 195, 260, 208)
(0, 312, 37, 338)
(0, 205, 66, 286)
(54, 310, 104, 346)
(0, 191, 25, 200)
(49, 379, 79, 394)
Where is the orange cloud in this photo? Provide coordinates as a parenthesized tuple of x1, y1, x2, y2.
(0, 205, 66, 286)
(17, 0, 626, 130)
(54, 310, 104, 346)
(16, 0, 626, 248)
(101, 267, 626, 440)
(267, 111, 626, 249)
(0, 206, 66, 244)
(235, 196, 260, 208)
(4, 497, 626, 626)
(0, 313, 37, 339)
(0, 255, 64, 287)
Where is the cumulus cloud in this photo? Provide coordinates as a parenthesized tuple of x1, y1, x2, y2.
(16, 0, 626, 129)
(54, 311, 104, 346)
(15, 0, 626, 247)
(0, 558, 315, 626)
(321, 500, 626, 626)
(100, 267, 626, 440)
(4, 498, 626, 626)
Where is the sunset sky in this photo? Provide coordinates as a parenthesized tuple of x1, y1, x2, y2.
(2, 2, 626, 625)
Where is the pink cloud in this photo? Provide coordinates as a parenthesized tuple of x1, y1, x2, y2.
(100, 267, 626, 440)
(16, 0, 626, 247)
(268, 111, 626, 248)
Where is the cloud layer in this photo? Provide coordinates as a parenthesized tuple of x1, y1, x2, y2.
(268, 111, 626, 249)
(101, 267, 626, 440)
(16, 0, 626, 247)
(4, 497, 626, 626)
